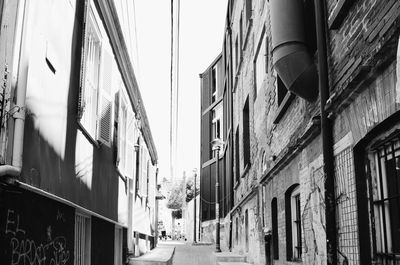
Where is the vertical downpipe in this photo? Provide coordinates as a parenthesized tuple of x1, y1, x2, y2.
(12, 0, 30, 171)
(314, 0, 337, 264)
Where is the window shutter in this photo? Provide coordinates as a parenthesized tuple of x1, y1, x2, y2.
(113, 90, 120, 164)
(97, 49, 113, 145)
(125, 110, 135, 178)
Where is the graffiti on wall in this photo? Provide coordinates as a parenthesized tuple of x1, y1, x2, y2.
(1, 187, 74, 265)
(4, 209, 70, 265)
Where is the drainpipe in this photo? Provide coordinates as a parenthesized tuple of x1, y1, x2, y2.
(0, 0, 28, 182)
(314, 0, 337, 264)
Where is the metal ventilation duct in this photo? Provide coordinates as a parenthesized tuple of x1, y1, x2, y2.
(270, 0, 318, 102)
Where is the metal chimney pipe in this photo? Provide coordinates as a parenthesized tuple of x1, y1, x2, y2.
(270, 0, 318, 102)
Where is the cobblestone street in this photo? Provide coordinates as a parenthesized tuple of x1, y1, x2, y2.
(159, 241, 215, 265)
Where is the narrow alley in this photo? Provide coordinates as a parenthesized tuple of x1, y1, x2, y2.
(1, 0, 400, 265)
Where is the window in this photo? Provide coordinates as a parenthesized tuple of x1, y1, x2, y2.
(79, 6, 102, 138)
(239, 14, 243, 53)
(245, 0, 252, 24)
(140, 146, 148, 196)
(119, 95, 128, 171)
(212, 104, 223, 145)
(261, 151, 267, 172)
(235, 36, 239, 70)
(146, 160, 150, 198)
(272, 198, 279, 260)
(243, 97, 250, 167)
(304, 0, 317, 56)
(79, 2, 113, 145)
(245, 209, 249, 252)
(273, 70, 294, 124)
(373, 138, 400, 262)
(117, 90, 136, 177)
(285, 185, 301, 261)
(277, 74, 288, 106)
(211, 66, 217, 102)
(74, 213, 91, 265)
(135, 139, 140, 196)
(235, 127, 240, 182)
(236, 216, 239, 244)
(254, 29, 268, 100)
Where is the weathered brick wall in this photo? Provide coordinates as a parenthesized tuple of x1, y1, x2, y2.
(200, 219, 230, 251)
(230, 0, 322, 264)
(327, 0, 400, 97)
(328, 1, 400, 263)
(262, 136, 326, 265)
(229, 1, 268, 264)
(231, 195, 262, 264)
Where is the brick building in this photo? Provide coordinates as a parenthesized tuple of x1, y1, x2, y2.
(0, 1, 159, 264)
(200, 0, 400, 264)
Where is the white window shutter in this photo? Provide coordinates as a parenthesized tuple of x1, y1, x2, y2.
(97, 49, 113, 145)
(126, 110, 135, 178)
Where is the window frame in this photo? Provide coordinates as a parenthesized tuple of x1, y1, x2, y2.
(211, 104, 223, 145)
(242, 97, 250, 168)
(211, 66, 217, 103)
(291, 188, 302, 261)
(78, 0, 114, 147)
(271, 197, 279, 260)
(78, 3, 103, 141)
(273, 71, 295, 124)
(285, 184, 302, 261)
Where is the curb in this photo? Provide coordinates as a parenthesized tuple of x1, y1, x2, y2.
(192, 242, 213, 246)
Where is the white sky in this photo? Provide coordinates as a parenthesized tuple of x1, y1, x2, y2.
(134, 0, 228, 181)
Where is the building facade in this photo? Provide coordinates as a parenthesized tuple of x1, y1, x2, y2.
(0, 1, 158, 265)
(200, 52, 234, 250)
(200, 0, 400, 264)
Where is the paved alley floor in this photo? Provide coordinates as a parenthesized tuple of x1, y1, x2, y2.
(158, 241, 215, 265)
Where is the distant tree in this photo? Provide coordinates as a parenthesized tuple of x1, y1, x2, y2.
(185, 175, 200, 202)
(171, 209, 182, 219)
(166, 178, 185, 210)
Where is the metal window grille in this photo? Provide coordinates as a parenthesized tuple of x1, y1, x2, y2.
(114, 227, 123, 265)
(74, 214, 90, 265)
(373, 137, 400, 264)
(334, 147, 360, 264)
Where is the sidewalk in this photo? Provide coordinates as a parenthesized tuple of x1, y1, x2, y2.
(129, 244, 175, 265)
(164, 241, 215, 265)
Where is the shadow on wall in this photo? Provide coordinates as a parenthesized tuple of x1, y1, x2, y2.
(20, 0, 119, 220)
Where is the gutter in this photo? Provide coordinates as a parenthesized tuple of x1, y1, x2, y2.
(0, 0, 28, 182)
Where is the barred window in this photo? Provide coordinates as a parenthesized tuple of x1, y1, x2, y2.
(373, 138, 400, 263)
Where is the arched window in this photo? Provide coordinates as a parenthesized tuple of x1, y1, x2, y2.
(285, 184, 301, 261)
